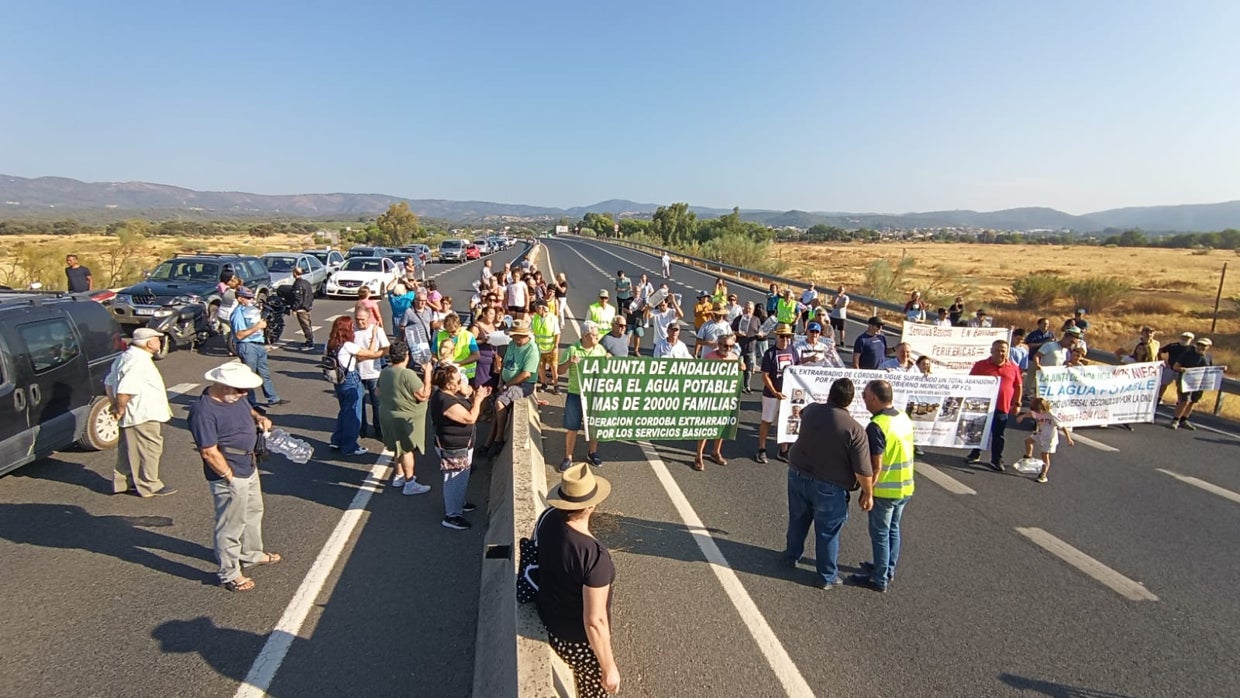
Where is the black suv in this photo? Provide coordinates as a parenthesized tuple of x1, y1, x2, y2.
(109, 253, 271, 331)
(0, 291, 125, 476)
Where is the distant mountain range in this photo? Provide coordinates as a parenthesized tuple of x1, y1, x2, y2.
(2, 174, 1238, 233)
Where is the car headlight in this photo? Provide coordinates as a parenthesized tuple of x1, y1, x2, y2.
(154, 308, 175, 317)
(115, 294, 132, 305)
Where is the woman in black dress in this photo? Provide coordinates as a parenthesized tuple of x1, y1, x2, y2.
(536, 463, 619, 697)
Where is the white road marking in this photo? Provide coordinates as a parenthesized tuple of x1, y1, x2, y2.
(1070, 433, 1120, 452)
(637, 441, 816, 697)
(1154, 406, 1240, 440)
(1157, 469, 1240, 505)
(1015, 527, 1158, 602)
(916, 462, 977, 495)
(234, 451, 394, 697)
(540, 243, 581, 342)
(166, 382, 200, 396)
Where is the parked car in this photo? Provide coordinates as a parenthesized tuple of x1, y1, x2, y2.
(487, 236, 505, 251)
(439, 239, 469, 263)
(465, 244, 481, 261)
(345, 246, 381, 260)
(472, 239, 492, 255)
(0, 291, 126, 476)
(325, 257, 401, 298)
(400, 244, 432, 263)
(109, 253, 271, 354)
(303, 248, 345, 277)
(262, 252, 329, 296)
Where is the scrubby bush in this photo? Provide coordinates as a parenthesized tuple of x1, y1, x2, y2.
(1068, 276, 1133, 313)
(699, 233, 784, 276)
(1124, 296, 1181, 315)
(862, 254, 916, 303)
(1010, 273, 1065, 310)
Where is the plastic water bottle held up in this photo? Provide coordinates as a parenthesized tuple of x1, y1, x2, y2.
(266, 429, 312, 464)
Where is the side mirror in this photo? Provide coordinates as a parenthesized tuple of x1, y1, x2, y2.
(142, 270, 152, 279)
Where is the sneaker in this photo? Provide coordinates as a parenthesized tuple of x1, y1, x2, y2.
(1181, 421, 1197, 431)
(755, 450, 769, 464)
(402, 481, 431, 496)
(966, 450, 982, 463)
(859, 561, 894, 585)
(347, 447, 369, 456)
(391, 475, 407, 488)
(914, 446, 926, 457)
(989, 460, 1005, 473)
(462, 502, 478, 513)
(148, 486, 178, 497)
(559, 458, 572, 472)
(776, 449, 789, 463)
(1036, 475, 1048, 483)
(847, 573, 888, 593)
(1169, 420, 1181, 430)
(441, 516, 471, 530)
(329, 444, 340, 450)
(814, 577, 845, 590)
(268, 398, 291, 406)
(587, 451, 603, 467)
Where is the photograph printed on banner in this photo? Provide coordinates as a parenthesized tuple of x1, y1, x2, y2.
(905, 395, 942, 422)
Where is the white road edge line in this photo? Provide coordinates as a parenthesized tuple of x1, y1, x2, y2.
(916, 462, 977, 495)
(539, 242, 581, 342)
(1069, 433, 1120, 452)
(1156, 469, 1240, 505)
(637, 441, 815, 698)
(234, 451, 394, 698)
(1154, 406, 1240, 440)
(1015, 527, 1158, 602)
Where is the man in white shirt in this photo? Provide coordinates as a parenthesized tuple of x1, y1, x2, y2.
(354, 310, 391, 439)
(799, 282, 819, 333)
(650, 292, 683, 346)
(106, 328, 175, 497)
(795, 321, 843, 367)
(695, 303, 733, 358)
(934, 307, 953, 327)
(505, 271, 530, 321)
(654, 324, 693, 358)
(878, 342, 918, 372)
(661, 252, 671, 278)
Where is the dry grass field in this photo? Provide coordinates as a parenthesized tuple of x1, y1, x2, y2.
(777, 242, 1239, 408)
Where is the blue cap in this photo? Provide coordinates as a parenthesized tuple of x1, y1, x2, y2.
(237, 287, 255, 299)
(807, 322, 823, 332)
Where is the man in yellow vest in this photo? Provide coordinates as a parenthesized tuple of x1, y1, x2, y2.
(775, 288, 800, 327)
(850, 379, 914, 593)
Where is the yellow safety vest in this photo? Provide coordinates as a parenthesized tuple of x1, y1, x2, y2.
(871, 411, 916, 499)
(531, 314, 558, 353)
(776, 297, 799, 324)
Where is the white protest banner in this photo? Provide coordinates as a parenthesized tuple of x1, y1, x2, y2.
(1035, 362, 1160, 427)
(902, 322, 1012, 374)
(1180, 365, 1226, 393)
(777, 366, 1000, 449)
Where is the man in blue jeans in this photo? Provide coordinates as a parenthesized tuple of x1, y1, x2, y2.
(851, 379, 915, 593)
(230, 288, 290, 409)
(782, 378, 873, 589)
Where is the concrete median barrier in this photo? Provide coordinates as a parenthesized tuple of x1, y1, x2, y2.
(472, 396, 576, 697)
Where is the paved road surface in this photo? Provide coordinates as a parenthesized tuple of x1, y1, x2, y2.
(534, 236, 1240, 697)
(0, 245, 531, 698)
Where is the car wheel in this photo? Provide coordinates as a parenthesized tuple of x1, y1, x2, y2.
(76, 397, 120, 451)
(208, 301, 222, 334)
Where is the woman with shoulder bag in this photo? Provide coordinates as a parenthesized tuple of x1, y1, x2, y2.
(326, 316, 384, 456)
(470, 305, 502, 390)
(430, 364, 491, 530)
(379, 341, 433, 495)
(537, 463, 620, 697)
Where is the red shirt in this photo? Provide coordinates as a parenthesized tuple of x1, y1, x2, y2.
(969, 358, 1023, 414)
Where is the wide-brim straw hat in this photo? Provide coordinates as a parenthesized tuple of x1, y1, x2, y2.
(547, 463, 611, 510)
(204, 361, 264, 390)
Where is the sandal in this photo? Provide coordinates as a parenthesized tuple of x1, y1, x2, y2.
(247, 552, 282, 568)
(711, 453, 727, 466)
(223, 576, 256, 592)
(692, 458, 706, 471)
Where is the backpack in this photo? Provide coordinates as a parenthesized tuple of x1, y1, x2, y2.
(322, 346, 355, 385)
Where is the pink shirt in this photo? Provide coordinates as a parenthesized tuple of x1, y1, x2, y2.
(355, 298, 382, 324)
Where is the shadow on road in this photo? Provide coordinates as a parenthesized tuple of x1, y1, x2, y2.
(595, 512, 861, 589)
(998, 673, 1135, 697)
(151, 617, 268, 688)
(12, 456, 114, 494)
(0, 503, 214, 582)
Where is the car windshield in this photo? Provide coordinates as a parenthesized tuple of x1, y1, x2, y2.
(263, 256, 297, 272)
(346, 248, 374, 258)
(441, 241, 463, 249)
(342, 258, 383, 272)
(305, 251, 329, 263)
(148, 260, 221, 282)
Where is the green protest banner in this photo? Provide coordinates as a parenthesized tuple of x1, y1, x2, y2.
(578, 356, 741, 441)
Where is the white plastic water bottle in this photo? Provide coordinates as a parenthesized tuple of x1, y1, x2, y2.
(266, 429, 312, 464)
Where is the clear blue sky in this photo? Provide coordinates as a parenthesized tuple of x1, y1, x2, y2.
(2, 0, 1237, 214)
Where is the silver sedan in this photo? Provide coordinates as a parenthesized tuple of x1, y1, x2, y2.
(261, 252, 329, 296)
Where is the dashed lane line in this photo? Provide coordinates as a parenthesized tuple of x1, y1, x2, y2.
(166, 382, 201, 395)
(1015, 527, 1159, 602)
(916, 462, 978, 495)
(1156, 469, 1240, 505)
(234, 450, 394, 697)
(1069, 433, 1120, 452)
(637, 440, 816, 698)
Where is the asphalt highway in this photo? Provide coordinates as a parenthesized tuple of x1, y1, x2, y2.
(534, 236, 1240, 698)
(0, 244, 532, 698)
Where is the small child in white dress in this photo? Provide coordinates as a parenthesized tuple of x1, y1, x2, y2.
(1016, 397, 1075, 483)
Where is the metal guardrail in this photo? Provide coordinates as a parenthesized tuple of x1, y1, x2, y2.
(565, 233, 1238, 414)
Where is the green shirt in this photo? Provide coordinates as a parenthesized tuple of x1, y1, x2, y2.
(502, 339, 541, 385)
(559, 342, 607, 394)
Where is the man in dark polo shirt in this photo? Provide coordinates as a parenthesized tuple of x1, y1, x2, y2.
(782, 378, 873, 589)
(852, 316, 888, 370)
(64, 254, 93, 292)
